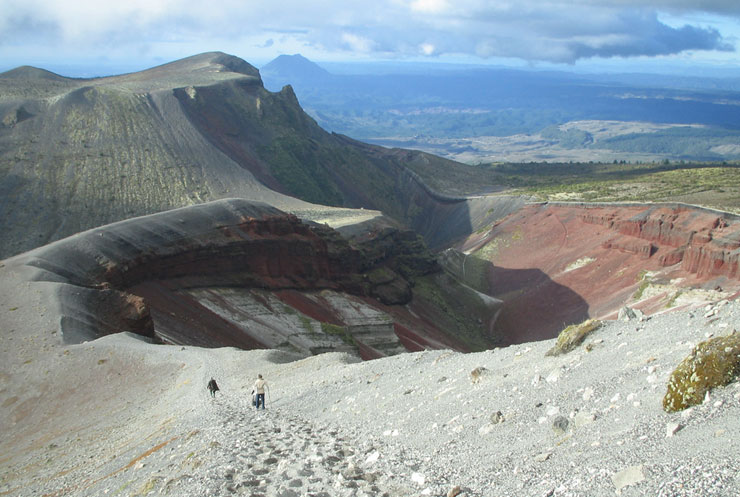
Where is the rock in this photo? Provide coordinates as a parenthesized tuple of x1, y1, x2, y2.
(582, 386, 595, 401)
(411, 472, 426, 486)
(478, 424, 494, 435)
(619, 307, 638, 321)
(546, 369, 561, 383)
(575, 412, 595, 428)
(448, 486, 463, 497)
(552, 416, 569, 435)
(365, 451, 380, 465)
(342, 464, 363, 480)
(470, 366, 488, 383)
(611, 465, 645, 492)
(666, 422, 683, 437)
(490, 411, 505, 424)
(534, 452, 552, 462)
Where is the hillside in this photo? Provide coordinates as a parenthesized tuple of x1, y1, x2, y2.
(2, 51, 740, 497)
(1, 247, 739, 496)
(0, 52, 506, 259)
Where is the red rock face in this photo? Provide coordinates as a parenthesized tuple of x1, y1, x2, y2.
(461, 203, 740, 345)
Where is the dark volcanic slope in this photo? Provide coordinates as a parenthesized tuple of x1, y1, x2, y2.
(12, 198, 489, 356)
(0, 52, 508, 259)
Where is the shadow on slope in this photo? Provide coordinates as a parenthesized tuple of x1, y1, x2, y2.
(487, 266, 590, 345)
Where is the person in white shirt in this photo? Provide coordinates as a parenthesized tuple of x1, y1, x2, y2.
(252, 374, 268, 409)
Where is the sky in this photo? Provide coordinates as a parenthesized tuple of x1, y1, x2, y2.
(1, 0, 739, 77)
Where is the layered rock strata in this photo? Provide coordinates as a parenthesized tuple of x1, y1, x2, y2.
(14, 199, 478, 358)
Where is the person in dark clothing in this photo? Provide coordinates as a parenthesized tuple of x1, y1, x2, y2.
(207, 378, 220, 398)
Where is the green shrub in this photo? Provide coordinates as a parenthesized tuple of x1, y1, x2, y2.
(663, 333, 740, 412)
(545, 319, 602, 356)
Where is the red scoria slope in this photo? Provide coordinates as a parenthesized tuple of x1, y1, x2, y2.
(459, 202, 740, 345)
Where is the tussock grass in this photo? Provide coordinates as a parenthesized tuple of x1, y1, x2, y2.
(546, 319, 602, 356)
(663, 333, 740, 412)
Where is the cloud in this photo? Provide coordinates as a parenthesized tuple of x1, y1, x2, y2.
(0, 0, 736, 66)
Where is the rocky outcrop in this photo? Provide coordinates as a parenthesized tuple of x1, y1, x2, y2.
(579, 204, 740, 280)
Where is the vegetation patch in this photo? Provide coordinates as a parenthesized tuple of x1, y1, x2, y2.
(663, 333, 740, 412)
(298, 315, 314, 334)
(481, 161, 740, 213)
(632, 271, 651, 300)
(545, 319, 602, 356)
(320, 322, 356, 346)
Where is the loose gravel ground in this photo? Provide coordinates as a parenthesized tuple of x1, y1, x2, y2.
(1, 258, 739, 496)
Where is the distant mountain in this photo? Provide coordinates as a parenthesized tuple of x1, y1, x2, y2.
(261, 54, 332, 90)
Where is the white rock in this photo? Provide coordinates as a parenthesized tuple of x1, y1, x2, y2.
(610, 393, 620, 403)
(546, 406, 560, 416)
(365, 451, 380, 465)
(575, 412, 595, 428)
(582, 387, 594, 401)
(411, 472, 426, 486)
(666, 422, 682, 437)
(534, 452, 552, 462)
(546, 370, 560, 383)
(611, 465, 645, 491)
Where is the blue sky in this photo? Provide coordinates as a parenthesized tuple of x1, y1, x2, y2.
(1, 0, 738, 76)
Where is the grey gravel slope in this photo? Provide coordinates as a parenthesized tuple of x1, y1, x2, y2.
(1, 250, 739, 496)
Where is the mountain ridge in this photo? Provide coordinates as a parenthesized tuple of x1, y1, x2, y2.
(0, 52, 508, 259)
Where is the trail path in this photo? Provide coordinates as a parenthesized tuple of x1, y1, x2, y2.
(95, 390, 412, 497)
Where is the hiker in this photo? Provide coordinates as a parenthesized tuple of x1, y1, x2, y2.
(252, 374, 269, 409)
(207, 378, 220, 398)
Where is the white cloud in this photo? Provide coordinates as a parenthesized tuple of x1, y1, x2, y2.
(0, 0, 736, 69)
(341, 33, 375, 53)
(410, 0, 449, 14)
(419, 42, 436, 55)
